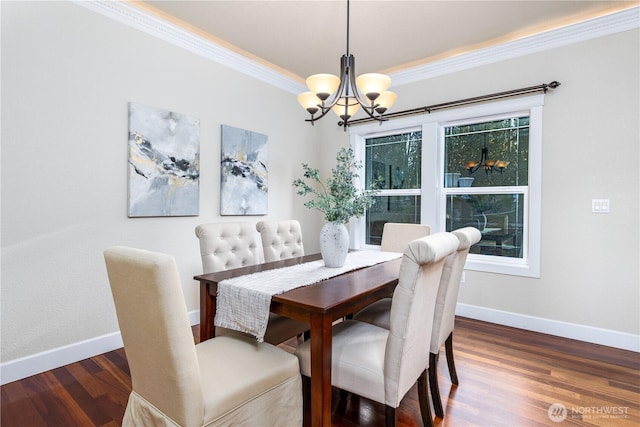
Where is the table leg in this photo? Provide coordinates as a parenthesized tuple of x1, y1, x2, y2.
(310, 312, 333, 427)
(199, 281, 215, 342)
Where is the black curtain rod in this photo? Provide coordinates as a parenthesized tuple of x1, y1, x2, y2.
(347, 81, 561, 127)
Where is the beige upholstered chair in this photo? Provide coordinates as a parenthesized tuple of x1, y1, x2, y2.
(380, 222, 431, 252)
(256, 219, 305, 262)
(196, 221, 263, 273)
(104, 246, 302, 427)
(427, 227, 481, 417)
(295, 232, 459, 427)
(353, 227, 481, 418)
(353, 222, 430, 308)
(195, 222, 308, 345)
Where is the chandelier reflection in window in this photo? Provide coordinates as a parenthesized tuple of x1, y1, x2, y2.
(465, 135, 509, 175)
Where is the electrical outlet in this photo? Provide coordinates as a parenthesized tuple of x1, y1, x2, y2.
(592, 199, 610, 214)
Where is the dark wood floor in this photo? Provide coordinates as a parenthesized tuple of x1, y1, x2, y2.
(2, 317, 638, 426)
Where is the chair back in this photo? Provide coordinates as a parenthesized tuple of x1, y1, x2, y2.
(256, 219, 305, 262)
(104, 246, 203, 427)
(384, 232, 459, 406)
(195, 222, 264, 273)
(380, 223, 431, 252)
(431, 227, 482, 351)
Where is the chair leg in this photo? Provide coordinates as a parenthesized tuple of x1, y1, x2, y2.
(428, 353, 444, 419)
(445, 332, 459, 385)
(385, 405, 397, 427)
(418, 369, 434, 427)
(302, 375, 311, 426)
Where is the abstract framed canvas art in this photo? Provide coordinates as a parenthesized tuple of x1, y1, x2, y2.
(128, 103, 200, 217)
(220, 125, 268, 215)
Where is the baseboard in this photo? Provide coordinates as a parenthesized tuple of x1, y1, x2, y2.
(456, 303, 640, 352)
(0, 310, 201, 386)
(3, 307, 637, 386)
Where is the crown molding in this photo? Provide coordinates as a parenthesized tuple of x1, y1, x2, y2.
(74, 1, 638, 93)
(72, 0, 307, 94)
(390, 6, 640, 86)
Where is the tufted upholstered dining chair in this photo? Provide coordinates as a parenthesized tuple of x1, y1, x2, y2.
(195, 222, 308, 345)
(104, 246, 302, 427)
(353, 227, 481, 418)
(380, 222, 431, 252)
(295, 232, 459, 427)
(255, 219, 305, 262)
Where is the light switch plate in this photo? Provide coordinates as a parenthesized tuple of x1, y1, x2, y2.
(592, 199, 610, 213)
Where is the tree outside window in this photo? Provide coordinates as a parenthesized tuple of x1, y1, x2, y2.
(364, 131, 421, 245)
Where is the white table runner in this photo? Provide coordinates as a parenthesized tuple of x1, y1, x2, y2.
(214, 250, 402, 341)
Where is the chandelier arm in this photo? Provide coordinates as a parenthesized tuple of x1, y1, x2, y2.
(347, 57, 376, 115)
(304, 107, 334, 123)
(345, 55, 387, 126)
(304, 57, 351, 124)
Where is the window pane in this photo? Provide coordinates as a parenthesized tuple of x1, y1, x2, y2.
(444, 117, 528, 187)
(446, 193, 524, 258)
(366, 196, 421, 245)
(365, 131, 422, 190)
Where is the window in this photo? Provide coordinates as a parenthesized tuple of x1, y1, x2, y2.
(363, 130, 422, 245)
(351, 95, 542, 277)
(443, 116, 529, 260)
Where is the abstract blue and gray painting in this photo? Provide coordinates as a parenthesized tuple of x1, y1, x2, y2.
(128, 103, 200, 217)
(220, 125, 268, 215)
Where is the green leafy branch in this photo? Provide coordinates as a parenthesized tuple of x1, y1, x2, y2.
(293, 147, 377, 223)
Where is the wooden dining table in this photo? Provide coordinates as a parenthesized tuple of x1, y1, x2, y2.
(194, 252, 402, 427)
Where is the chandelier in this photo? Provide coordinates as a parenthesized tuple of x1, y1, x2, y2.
(465, 136, 509, 175)
(297, 0, 397, 130)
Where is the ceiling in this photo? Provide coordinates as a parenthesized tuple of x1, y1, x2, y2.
(138, 0, 637, 82)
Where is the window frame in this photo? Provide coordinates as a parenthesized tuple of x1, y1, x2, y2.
(359, 128, 423, 249)
(350, 94, 543, 278)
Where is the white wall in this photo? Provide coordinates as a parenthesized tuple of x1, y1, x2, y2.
(0, 0, 320, 372)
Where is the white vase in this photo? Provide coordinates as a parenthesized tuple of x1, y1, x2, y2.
(319, 221, 349, 268)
